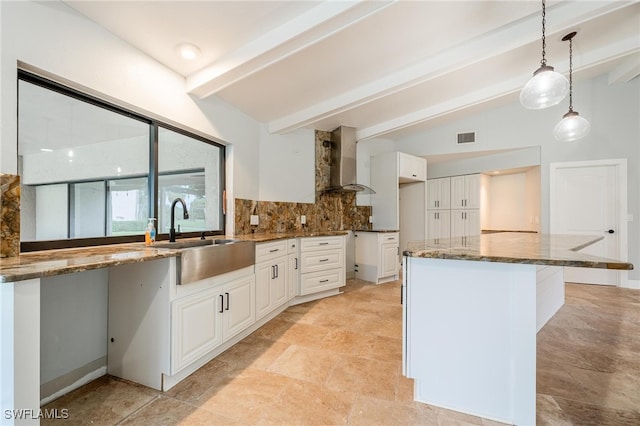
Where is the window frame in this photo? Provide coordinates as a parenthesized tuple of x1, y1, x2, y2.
(18, 71, 226, 252)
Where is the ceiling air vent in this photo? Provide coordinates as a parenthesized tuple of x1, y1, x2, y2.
(457, 132, 476, 144)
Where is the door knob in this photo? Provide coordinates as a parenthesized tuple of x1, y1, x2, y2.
(607, 229, 615, 234)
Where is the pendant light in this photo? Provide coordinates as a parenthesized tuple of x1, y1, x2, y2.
(554, 32, 591, 142)
(520, 0, 569, 109)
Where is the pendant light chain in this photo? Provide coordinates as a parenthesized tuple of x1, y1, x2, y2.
(540, 0, 547, 67)
(568, 36, 573, 112)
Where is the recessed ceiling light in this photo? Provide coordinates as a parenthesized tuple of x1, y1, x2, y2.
(177, 43, 201, 60)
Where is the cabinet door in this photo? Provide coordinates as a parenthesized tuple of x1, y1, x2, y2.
(427, 178, 450, 210)
(465, 174, 481, 209)
(427, 210, 451, 240)
(451, 210, 466, 238)
(451, 176, 466, 208)
(411, 156, 427, 181)
(288, 253, 298, 300)
(171, 287, 222, 374)
(271, 258, 288, 309)
(465, 209, 481, 236)
(222, 274, 255, 342)
(255, 262, 273, 320)
(380, 243, 399, 278)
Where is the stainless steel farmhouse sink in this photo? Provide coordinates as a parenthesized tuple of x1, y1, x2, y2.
(171, 239, 255, 285)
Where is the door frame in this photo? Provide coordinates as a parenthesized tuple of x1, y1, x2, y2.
(550, 158, 628, 287)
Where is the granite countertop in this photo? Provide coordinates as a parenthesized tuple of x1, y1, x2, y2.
(353, 229, 399, 233)
(404, 232, 634, 270)
(0, 231, 351, 283)
(234, 230, 349, 242)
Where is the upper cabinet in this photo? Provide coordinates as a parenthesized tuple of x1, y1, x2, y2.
(398, 152, 427, 183)
(451, 174, 481, 209)
(426, 177, 451, 210)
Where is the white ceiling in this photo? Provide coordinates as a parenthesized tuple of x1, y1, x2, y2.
(61, 0, 640, 141)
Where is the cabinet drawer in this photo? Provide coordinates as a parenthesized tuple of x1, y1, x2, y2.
(380, 233, 399, 244)
(300, 236, 343, 251)
(300, 249, 344, 273)
(255, 240, 288, 263)
(287, 238, 298, 254)
(299, 269, 343, 295)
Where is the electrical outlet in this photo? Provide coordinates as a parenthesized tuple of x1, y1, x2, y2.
(301, 215, 306, 225)
(250, 215, 259, 225)
(369, 216, 373, 223)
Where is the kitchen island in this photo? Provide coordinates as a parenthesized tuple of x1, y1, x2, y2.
(402, 232, 633, 426)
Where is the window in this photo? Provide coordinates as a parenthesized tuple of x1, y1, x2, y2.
(18, 71, 225, 250)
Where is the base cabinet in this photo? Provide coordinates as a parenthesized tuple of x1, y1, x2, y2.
(171, 272, 255, 375)
(255, 240, 288, 320)
(287, 238, 299, 301)
(299, 236, 345, 295)
(355, 232, 400, 284)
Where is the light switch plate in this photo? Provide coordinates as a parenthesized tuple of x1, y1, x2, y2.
(250, 215, 259, 225)
(301, 215, 306, 225)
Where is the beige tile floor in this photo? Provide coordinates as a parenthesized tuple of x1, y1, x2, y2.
(42, 279, 640, 425)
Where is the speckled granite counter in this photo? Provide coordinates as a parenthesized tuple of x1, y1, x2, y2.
(0, 243, 180, 283)
(0, 231, 351, 283)
(404, 232, 633, 270)
(234, 230, 348, 243)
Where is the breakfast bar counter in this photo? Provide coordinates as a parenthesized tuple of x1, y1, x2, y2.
(402, 232, 632, 426)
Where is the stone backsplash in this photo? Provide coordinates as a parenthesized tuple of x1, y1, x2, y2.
(235, 129, 372, 235)
(1, 173, 20, 258)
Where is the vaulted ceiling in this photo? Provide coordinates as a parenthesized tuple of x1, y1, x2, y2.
(64, 0, 639, 141)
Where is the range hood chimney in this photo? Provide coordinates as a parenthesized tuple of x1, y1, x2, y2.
(326, 126, 375, 194)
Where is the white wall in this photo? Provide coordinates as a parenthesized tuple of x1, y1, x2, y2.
(0, 0, 260, 201)
(395, 75, 640, 281)
(258, 125, 315, 203)
(485, 170, 540, 232)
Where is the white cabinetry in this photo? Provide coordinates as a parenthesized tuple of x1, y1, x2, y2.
(426, 210, 451, 241)
(299, 236, 345, 295)
(355, 231, 400, 284)
(171, 272, 255, 375)
(428, 174, 486, 240)
(451, 174, 481, 209)
(287, 238, 299, 301)
(399, 152, 427, 183)
(255, 240, 288, 320)
(451, 208, 480, 240)
(427, 177, 450, 210)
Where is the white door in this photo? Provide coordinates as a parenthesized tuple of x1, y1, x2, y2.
(550, 160, 627, 286)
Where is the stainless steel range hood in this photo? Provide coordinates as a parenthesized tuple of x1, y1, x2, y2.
(326, 126, 375, 194)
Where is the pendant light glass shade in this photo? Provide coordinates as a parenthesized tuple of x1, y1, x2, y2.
(520, 0, 569, 109)
(554, 111, 591, 141)
(520, 65, 569, 109)
(554, 31, 590, 142)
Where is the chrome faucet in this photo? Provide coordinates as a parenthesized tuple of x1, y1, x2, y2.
(169, 197, 189, 242)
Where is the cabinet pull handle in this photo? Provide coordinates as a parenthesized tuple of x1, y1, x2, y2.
(319, 242, 329, 245)
(397, 247, 399, 255)
(319, 279, 329, 283)
(225, 292, 230, 311)
(271, 265, 275, 279)
(294, 257, 298, 270)
(269, 248, 279, 253)
(219, 295, 224, 313)
(275, 264, 279, 278)
(319, 258, 329, 262)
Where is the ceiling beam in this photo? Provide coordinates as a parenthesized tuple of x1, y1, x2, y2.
(356, 35, 639, 141)
(186, 0, 395, 99)
(608, 54, 640, 84)
(267, 1, 632, 135)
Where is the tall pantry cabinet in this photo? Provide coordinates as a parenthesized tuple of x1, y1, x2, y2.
(427, 174, 488, 241)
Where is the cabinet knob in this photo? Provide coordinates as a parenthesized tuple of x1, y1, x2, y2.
(607, 229, 615, 234)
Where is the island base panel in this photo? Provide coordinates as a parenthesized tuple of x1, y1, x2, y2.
(405, 258, 536, 425)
